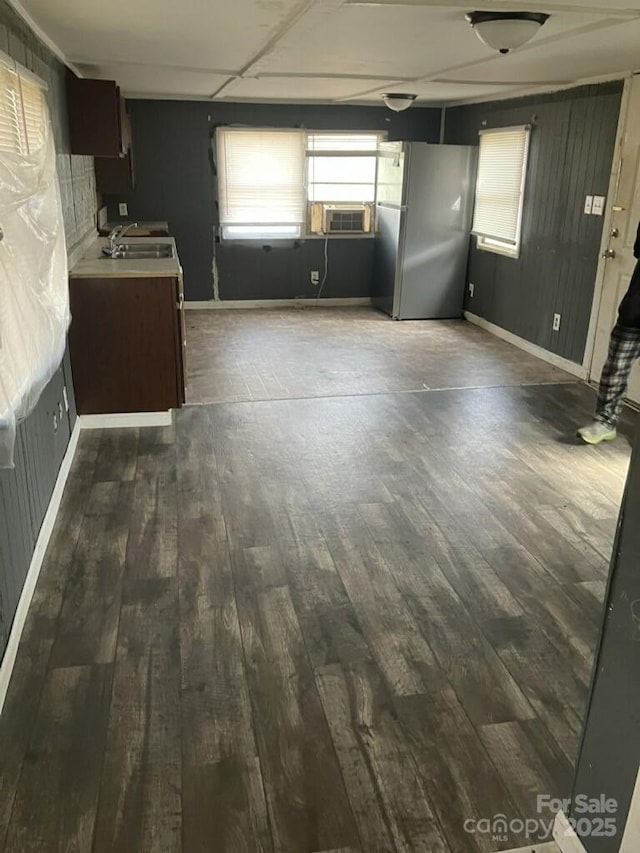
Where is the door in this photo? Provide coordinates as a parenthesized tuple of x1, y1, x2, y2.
(372, 204, 404, 316)
(396, 143, 477, 320)
(372, 141, 407, 317)
(591, 76, 640, 402)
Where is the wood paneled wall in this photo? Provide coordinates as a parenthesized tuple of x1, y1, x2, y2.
(445, 81, 623, 365)
(103, 99, 442, 302)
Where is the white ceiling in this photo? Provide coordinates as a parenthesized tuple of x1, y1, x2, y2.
(10, 0, 640, 105)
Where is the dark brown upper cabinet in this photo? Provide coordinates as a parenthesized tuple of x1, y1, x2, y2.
(95, 148, 135, 193)
(66, 73, 129, 157)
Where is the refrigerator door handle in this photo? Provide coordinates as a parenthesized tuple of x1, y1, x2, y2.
(377, 202, 408, 211)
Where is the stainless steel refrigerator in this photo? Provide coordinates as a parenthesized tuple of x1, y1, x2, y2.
(372, 142, 477, 320)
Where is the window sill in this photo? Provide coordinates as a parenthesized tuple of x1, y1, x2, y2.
(476, 241, 520, 260)
(220, 233, 375, 244)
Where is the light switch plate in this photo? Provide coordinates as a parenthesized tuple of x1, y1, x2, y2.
(584, 195, 593, 215)
(119, 202, 128, 216)
(592, 195, 605, 216)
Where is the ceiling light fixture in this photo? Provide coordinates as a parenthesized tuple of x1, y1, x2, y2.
(465, 11, 550, 54)
(382, 93, 417, 112)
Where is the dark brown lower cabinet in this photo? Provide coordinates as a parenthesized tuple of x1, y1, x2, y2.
(68, 275, 185, 414)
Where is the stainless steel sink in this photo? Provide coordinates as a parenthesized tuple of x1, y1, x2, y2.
(103, 242, 174, 260)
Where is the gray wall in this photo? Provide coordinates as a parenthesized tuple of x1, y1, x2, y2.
(104, 99, 442, 301)
(444, 82, 623, 365)
(570, 421, 640, 851)
(0, 1, 92, 659)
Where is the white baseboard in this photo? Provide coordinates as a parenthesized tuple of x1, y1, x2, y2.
(464, 312, 587, 379)
(0, 418, 81, 714)
(553, 811, 588, 853)
(499, 843, 559, 853)
(77, 411, 173, 429)
(184, 297, 372, 310)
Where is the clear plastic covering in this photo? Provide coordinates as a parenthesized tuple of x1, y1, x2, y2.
(0, 61, 69, 468)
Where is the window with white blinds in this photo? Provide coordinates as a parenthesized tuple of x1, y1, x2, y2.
(472, 125, 531, 257)
(217, 128, 306, 239)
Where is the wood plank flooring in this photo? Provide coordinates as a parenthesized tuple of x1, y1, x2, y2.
(185, 309, 575, 404)
(0, 312, 635, 852)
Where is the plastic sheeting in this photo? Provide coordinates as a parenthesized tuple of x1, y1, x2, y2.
(0, 76, 69, 467)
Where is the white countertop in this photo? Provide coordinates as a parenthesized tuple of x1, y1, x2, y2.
(69, 236, 182, 279)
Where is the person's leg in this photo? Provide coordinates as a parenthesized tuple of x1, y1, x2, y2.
(595, 324, 640, 427)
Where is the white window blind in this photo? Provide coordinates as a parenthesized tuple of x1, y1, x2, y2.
(0, 57, 27, 155)
(472, 125, 530, 251)
(217, 128, 305, 238)
(19, 75, 46, 153)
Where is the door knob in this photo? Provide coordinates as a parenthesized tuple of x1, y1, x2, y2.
(602, 248, 616, 259)
(610, 227, 619, 238)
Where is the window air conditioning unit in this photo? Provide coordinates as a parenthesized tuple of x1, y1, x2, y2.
(324, 204, 367, 233)
(315, 204, 372, 234)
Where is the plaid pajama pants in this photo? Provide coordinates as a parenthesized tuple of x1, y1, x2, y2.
(596, 322, 640, 427)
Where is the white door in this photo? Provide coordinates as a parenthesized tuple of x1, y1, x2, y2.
(591, 77, 640, 403)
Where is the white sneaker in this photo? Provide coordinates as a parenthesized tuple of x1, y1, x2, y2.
(577, 421, 617, 445)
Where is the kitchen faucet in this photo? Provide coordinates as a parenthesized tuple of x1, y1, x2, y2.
(103, 222, 138, 257)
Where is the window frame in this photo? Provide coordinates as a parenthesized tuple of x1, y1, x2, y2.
(0, 50, 48, 157)
(216, 127, 384, 241)
(472, 124, 531, 260)
(216, 127, 307, 241)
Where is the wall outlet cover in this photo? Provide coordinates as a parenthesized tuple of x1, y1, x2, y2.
(118, 202, 128, 216)
(592, 195, 605, 216)
(584, 195, 593, 215)
(553, 313, 561, 331)
(469, 282, 475, 297)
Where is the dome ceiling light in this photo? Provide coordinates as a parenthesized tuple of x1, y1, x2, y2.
(466, 11, 550, 54)
(382, 93, 417, 112)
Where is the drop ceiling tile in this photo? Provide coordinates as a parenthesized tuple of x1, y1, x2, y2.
(251, 4, 608, 80)
(76, 63, 230, 99)
(19, 0, 304, 71)
(221, 76, 399, 101)
(441, 18, 640, 86)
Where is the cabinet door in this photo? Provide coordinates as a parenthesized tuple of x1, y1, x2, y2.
(67, 74, 123, 157)
(95, 149, 135, 194)
(69, 276, 182, 414)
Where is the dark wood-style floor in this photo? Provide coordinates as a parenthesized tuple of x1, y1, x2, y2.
(0, 311, 634, 852)
(185, 308, 575, 404)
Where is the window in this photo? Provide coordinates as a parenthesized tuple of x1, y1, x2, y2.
(472, 125, 530, 258)
(216, 128, 382, 239)
(0, 57, 46, 156)
(0, 53, 68, 467)
(306, 132, 378, 203)
(217, 129, 306, 239)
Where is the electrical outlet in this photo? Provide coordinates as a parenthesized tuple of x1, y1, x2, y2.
(310, 270, 320, 285)
(592, 195, 605, 216)
(584, 195, 593, 215)
(469, 282, 474, 297)
(553, 313, 561, 331)
(119, 202, 128, 217)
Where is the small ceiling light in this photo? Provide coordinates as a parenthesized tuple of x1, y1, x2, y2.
(466, 11, 550, 54)
(382, 93, 417, 112)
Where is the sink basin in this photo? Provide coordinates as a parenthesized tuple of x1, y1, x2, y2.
(103, 242, 174, 260)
